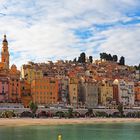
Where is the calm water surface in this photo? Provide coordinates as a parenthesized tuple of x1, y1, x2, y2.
(0, 123, 140, 140)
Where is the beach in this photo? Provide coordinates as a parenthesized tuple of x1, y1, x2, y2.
(0, 118, 140, 126)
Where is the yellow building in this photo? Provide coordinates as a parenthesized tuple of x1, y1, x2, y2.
(99, 80, 113, 106)
(21, 63, 43, 84)
(31, 77, 59, 105)
(69, 78, 78, 108)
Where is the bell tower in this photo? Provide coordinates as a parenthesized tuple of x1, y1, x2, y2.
(1, 35, 10, 69)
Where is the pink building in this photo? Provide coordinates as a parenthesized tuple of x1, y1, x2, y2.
(0, 77, 9, 102)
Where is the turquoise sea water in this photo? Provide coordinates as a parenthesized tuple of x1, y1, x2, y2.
(0, 123, 140, 140)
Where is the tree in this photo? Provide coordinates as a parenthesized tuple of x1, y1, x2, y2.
(100, 52, 112, 61)
(29, 101, 38, 117)
(73, 58, 77, 63)
(119, 56, 125, 65)
(55, 111, 65, 118)
(95, 111, 108, 117)
(117, 103, 124, 117)
(100, 53, 103, 60)
(107, 54, 113, 61)
(100, 52, 107, 60)
(89, 56, 93, 63)
(138, 64, 140, 70)
(0, 110, 16, 118)
(80, 52, 86, 63)
(112, 55, 118, 62)
(86, 108, 94, 117)
(78, 56, 81, 63)
(67, 108, 73, 118)
(134, 64, 140, 70)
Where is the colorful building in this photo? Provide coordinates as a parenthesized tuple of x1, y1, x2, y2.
(117, 80, 135, 106)
(99, 80, 113, 106)
(0, 76, 9, 102)
(21, 79, 32, 107)
(58, 77, 69, 105)
(78, 78, 98, 108)
(113, 79, 119, 105)
(31, 77, 59, 105)
(21, 63, 43, 84)
(134, 82, 140, 105)
(0, 35, 21, 103)
(84, 81, 98, 108)
(9, 65, 21, 102)
(69, 77, 78, 108)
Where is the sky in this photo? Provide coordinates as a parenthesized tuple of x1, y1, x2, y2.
(0, 0, 140, 69)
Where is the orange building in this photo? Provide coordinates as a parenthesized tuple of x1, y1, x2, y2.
(9, 65, 21, 102)
(21, 80, 32, 107)
(31, 77, 59, 105)
(134, 82, 140, 105)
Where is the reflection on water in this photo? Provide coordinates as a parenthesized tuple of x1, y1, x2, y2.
(0, 123, 140, 140)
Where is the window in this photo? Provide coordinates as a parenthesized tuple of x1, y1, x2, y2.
(73, 97, 76, 100)
(50, 80, 55, 83)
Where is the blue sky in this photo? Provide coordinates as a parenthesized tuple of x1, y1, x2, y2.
(0, 0, 140, 68)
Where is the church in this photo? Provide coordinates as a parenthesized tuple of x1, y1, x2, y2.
(0, 35, 21, 103)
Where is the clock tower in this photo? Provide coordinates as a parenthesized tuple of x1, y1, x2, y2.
(1, 35, 10, 69)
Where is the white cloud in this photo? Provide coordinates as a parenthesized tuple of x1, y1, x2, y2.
(0, 0, 139, 69)
(98, 25, 140, 65)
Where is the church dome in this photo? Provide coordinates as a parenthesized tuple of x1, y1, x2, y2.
(11, 64, 17, 70)
(113, 79, 119, 85)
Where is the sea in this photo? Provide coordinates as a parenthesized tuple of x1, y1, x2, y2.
(0, 122, 140, 140)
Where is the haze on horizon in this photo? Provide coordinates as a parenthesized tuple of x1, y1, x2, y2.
(0, 0, 140, 69)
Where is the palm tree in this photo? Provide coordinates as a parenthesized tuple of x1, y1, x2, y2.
(117, 103, 124, 117)
(67, 108, 73, 118)
(29, 101, 38, 118)
(86, 108, 94, 117)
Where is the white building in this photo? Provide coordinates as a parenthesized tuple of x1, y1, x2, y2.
(118, 80, 135, 106)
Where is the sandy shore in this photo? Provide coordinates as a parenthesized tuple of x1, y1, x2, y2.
(0, 118, 140, 126)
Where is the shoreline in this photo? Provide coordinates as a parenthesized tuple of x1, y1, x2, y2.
(0, 118, 140, 126)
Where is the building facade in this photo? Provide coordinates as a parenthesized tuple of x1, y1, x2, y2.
(99, 80, 113, 106)
(69, 77, 78, 108)
(0, 77, 9, 102)
(134, 82, 140, 105)
(21, 63, 43, 84)
(118, 80, 135, 106)
(31, 77, 59, 105)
